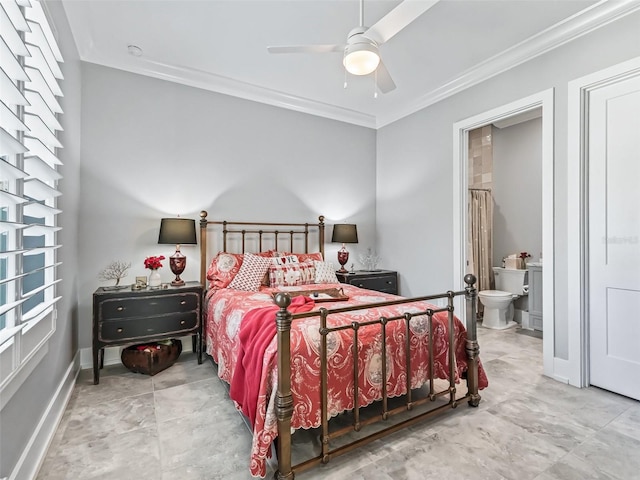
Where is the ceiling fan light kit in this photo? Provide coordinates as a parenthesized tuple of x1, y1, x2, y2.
(343, 40, 380, 76)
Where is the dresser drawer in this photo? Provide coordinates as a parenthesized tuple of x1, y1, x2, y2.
(99, 312, 199, 342)
(350, 274, 397, 294)
(100, 292, 199, 320)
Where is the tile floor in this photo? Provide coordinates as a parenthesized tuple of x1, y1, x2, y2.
(37, 327, 640, 479)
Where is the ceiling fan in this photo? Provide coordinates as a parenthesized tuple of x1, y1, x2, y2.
(267, 0, 439, 94)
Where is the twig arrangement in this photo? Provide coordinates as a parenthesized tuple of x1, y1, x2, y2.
(98, 260, 131, 286)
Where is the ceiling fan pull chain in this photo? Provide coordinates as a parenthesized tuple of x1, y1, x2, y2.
(374, 69, 378, 99)
(344, 54, 349, 89)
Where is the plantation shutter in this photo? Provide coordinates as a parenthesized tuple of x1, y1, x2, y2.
(0, 0, 63, 385)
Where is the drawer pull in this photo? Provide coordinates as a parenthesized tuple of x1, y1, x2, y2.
(180, 300, 187, 305)
(116, 306, 124, 312)
(387, 281, 393, 285)
(358, 284, 364, 288)
(180, 320, 186, 325)
(117, 328, 123, 333)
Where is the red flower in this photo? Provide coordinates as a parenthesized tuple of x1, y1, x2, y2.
(144, 255, 165, 270)
(519, 252, 531, 260)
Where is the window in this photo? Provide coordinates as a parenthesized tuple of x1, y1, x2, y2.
(0, 0, 63, 390)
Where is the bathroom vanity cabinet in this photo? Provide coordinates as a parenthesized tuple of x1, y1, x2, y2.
(527, 264, 543, 331)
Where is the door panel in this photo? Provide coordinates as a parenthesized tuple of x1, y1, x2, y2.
(588, 74, 640, 400)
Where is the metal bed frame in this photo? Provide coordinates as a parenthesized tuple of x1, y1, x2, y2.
(199, 211, 481, 479)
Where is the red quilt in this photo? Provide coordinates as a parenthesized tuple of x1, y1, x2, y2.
(205, 283, 488, 478)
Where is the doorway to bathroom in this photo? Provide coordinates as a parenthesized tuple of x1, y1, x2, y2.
(468, 113, 542, 331)
(453, 89, 554, 378)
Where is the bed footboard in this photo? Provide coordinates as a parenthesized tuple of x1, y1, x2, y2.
(273, 274, 481, 479)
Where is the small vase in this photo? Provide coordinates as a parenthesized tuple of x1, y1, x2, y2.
(148, 269, 161, 288)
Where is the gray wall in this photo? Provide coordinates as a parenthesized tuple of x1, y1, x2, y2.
(0, 1, 82, 477)
(493, 118, 542, 267)
(77, 64, 377, 350)
(376, 12, 640, 360)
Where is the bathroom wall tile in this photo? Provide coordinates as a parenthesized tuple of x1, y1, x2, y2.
(481, 145, 492, 162)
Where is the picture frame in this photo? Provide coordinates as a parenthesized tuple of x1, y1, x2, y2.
(135, 276, 148, 288)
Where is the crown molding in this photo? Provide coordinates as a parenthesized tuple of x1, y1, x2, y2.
(376, 0, 640, 128)
(84, 53, 378, 129)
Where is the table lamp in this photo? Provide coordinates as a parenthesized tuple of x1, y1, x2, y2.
(331, 223, 358, 274)
(158, 218, 197, 286)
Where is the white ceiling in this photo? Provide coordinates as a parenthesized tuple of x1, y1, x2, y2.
(59, 0, 638, 128)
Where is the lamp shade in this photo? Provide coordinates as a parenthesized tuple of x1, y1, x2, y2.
(332, 224, 358, 244)
(158, 218, 197, 245)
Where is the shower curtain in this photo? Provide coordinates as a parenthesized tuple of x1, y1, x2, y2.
(469, 190, 494, 302)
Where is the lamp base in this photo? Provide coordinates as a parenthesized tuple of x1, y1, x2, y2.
(337, 246, 349, 274)
(169, 249, 187, 287)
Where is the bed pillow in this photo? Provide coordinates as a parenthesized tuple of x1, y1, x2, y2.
(290, 252, 323, 263)
(206, 252, 243, 289)
(269, 262, 316, 287)
(228, 253, 273, 291)
(272, 254, 299, 266)
(256, 250, 280, 258)
(313, 260, 339, 284)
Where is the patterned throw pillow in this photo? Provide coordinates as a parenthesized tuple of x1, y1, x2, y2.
(269, 263, 316, 287)
(206, 252, 243, 289)
(272, 254, 300, 266)
(228, 253, 273, 291)
(313, 260, 339, 284)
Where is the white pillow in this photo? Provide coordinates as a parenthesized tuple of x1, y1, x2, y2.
(313, 260, 339, 284)
(228, 253, 272, 291)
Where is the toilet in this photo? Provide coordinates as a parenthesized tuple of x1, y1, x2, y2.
(478, 267, 528, 329)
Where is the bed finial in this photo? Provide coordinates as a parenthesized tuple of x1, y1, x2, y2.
(273, 292, 292, 309)
(318, 215, 325, 224)
(464, 273, 476, 289)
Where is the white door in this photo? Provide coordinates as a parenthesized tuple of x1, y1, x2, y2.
(588, 74, 640, 400)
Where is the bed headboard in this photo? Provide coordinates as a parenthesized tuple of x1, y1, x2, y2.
(198, 210, 326, 286)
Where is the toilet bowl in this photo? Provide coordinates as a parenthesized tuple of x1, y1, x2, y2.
(478, 290, 517, 329)
(478, 267, 528, 329)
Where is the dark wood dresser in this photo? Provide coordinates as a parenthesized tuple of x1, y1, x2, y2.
(336, 270, 398, 295)
(92, 281, 203, 384)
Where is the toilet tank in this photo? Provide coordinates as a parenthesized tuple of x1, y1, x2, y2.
(492, 267, 528, 294)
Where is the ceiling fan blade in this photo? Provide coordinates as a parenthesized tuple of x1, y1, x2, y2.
(365, 0, 439, 45)
(376, 60, 396, 94)
(267, 45, 344, 54)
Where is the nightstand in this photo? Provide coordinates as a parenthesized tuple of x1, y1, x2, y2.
(92, 281, 203, 384)
(336, 270, 398, 295)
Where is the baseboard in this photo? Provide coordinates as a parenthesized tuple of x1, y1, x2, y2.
(10, 352, 80, 480)
(552, 357, 573, 386)
(79, 335, 196, 370)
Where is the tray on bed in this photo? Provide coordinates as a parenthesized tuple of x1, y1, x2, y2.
(274, 287, 349, 303)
